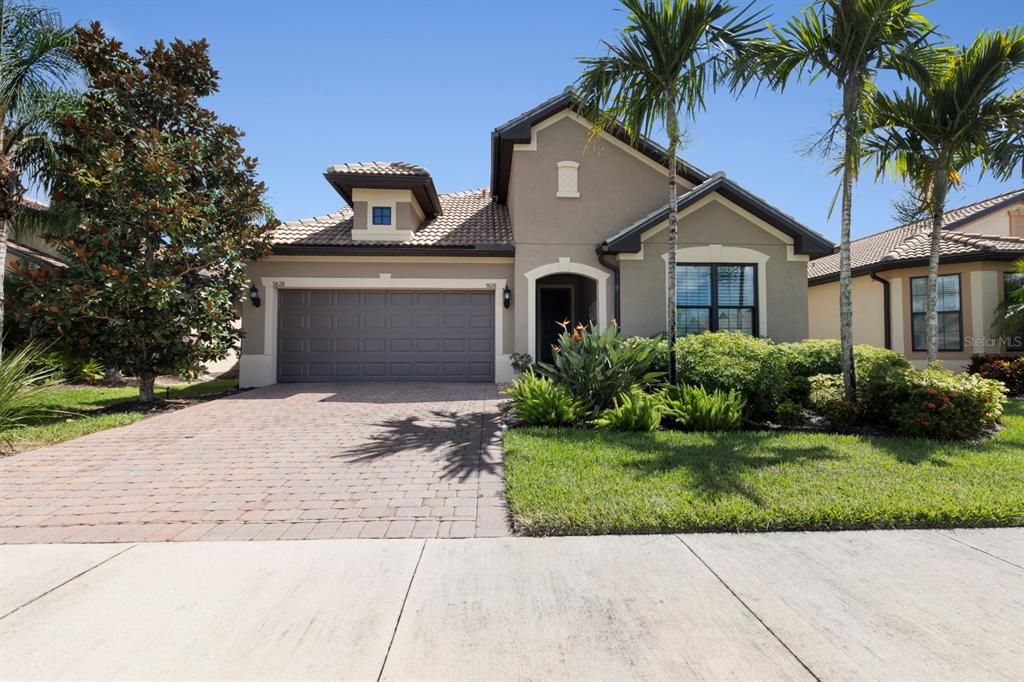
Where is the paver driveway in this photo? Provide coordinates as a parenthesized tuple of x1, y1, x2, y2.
(0, 383, 507, 543)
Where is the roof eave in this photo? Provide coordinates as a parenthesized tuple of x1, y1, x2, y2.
(323, 171, 443, 218)
(490, 90, 709, 203)
(808, 251, 1024, 285)
(271, 243, 515, 257)
(602, 174, 833, 258)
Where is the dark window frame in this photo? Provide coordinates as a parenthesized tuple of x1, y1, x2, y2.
(910, 273, 963, 352)
(675, 263, 759, 337)
(372, 206, 392, 226)
(1004, 271, 1024, 351)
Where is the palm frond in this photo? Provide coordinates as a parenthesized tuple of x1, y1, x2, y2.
(0, 0, 78, 120)
(577, 0, 765, 145)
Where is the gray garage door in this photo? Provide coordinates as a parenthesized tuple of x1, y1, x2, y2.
(277, 289, 495, 382)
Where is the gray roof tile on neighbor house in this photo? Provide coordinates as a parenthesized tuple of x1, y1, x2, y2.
(271, 189, 512, 249)
(323, 161, 430, 177)
(807, 188, 1024, 282)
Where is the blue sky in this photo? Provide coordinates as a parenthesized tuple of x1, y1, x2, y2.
(51, 0, 1023, 242)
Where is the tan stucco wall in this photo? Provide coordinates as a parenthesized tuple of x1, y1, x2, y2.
(397, 202, 420, 230)
(620, 199, 811, 341)
(807, 275, 887, 348)
(808, 260, 1021, 369)
(507, 113, 697, 352)
(947, 200, 1024, 237)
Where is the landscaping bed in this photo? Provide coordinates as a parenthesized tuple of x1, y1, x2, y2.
(503, 398, 1024, 535)
(2, 378, 240, 454)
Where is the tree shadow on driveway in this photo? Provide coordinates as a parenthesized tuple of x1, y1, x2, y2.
(332, 410, 502, 482)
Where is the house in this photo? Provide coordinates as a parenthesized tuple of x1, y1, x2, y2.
(807, 189, 1024, 369)
(5, 198, 66, 273)
(239, 90, 833, 386)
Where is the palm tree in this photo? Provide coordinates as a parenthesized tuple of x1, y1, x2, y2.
(729, 0, 938, 401)
(995, 258, 1024, 345)
(576, 0, 764, 384)
(0, 0, 78, 348)
(866, 28, 1024, 362)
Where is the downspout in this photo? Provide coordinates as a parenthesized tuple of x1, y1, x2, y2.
(596, 246, 621, 327)
(869, 271, 892, 350)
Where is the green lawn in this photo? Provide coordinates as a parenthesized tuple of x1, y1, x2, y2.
(503, 398, 1024, 535)
(4, 379, 238, 451)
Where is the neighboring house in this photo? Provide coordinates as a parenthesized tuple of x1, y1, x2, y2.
(239, 90, 833, 386)
(5, 198, 66, 272)
(808, 189, 1024, 369)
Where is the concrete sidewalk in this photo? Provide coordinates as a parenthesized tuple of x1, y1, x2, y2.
(1, 529, 1021, 681)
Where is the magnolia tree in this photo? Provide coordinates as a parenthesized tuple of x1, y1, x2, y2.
(12, 23, 276, 402)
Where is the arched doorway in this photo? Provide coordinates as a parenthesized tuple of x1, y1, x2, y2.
(535, 273, 597, 363)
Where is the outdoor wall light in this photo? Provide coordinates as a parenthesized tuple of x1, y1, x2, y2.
(249, 282, 261, 308)
(503, 284, 512, 309)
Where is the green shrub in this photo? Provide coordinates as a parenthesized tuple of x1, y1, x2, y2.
(509, 352, 535, 375)
(808, 373, 858, 429)
(968, 354, 1024, 396)
(538, 323, 663, 414)
(853, 345, 912, 423)
(891, 368, 1007, 440)
(502, 371, 587, 426)
(626, 336, 669, 375)
(674, 332, 784, 418)
(775, 339, 842, 401)
(0, 345, 62, 443)
(772, 339, 911, 412)
(592, 387, 662, 432)
(34, 351, 105, 384)
(658, 384, 744, 432)
(773, 399, 805, 426)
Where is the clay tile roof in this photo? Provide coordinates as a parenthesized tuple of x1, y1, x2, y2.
(808, 188, 1024, 281)
(271, 189, 512, 249)
(324, 161, 430, 177)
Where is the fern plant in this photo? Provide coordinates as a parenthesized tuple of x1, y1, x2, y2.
(502, 370, 587, 427)
(0, 344, 61, 444)
(592, 387, 662, 432)
(659, 384, 745, 432)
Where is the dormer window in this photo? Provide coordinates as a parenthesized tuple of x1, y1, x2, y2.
(556, 161, 580, 198)
(323, 162, 441, 242)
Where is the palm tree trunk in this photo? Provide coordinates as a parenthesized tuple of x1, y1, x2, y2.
(665, 93, 679, 385)
(0, 218, 7, 356)
(925, 163, 948, 364)
(838, 79, 859, 403)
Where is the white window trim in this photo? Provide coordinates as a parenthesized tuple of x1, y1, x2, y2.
(556, 160, 580, 198)
(523, 258, 610, 359)
(240, 275, 510, 387)
(662, 245, 769, 337)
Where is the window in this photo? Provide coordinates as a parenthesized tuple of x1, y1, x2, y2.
(676, 264, 757, 336)
(371, 206, 392, 226)
(556, 161, 580, 198)
(1004, 271, 1024, 350)
(911, 274, 962, 351)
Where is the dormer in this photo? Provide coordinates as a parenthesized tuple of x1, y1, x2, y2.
(323, 161, 442, 241)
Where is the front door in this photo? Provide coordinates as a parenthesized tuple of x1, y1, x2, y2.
(538, 287, 573, 364)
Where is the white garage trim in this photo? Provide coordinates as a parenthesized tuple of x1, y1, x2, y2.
(523, 258, 610, 359)
(242, 275, 510, 387)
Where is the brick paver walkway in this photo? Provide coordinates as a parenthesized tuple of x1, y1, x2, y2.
(0, 383, 508, 543)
